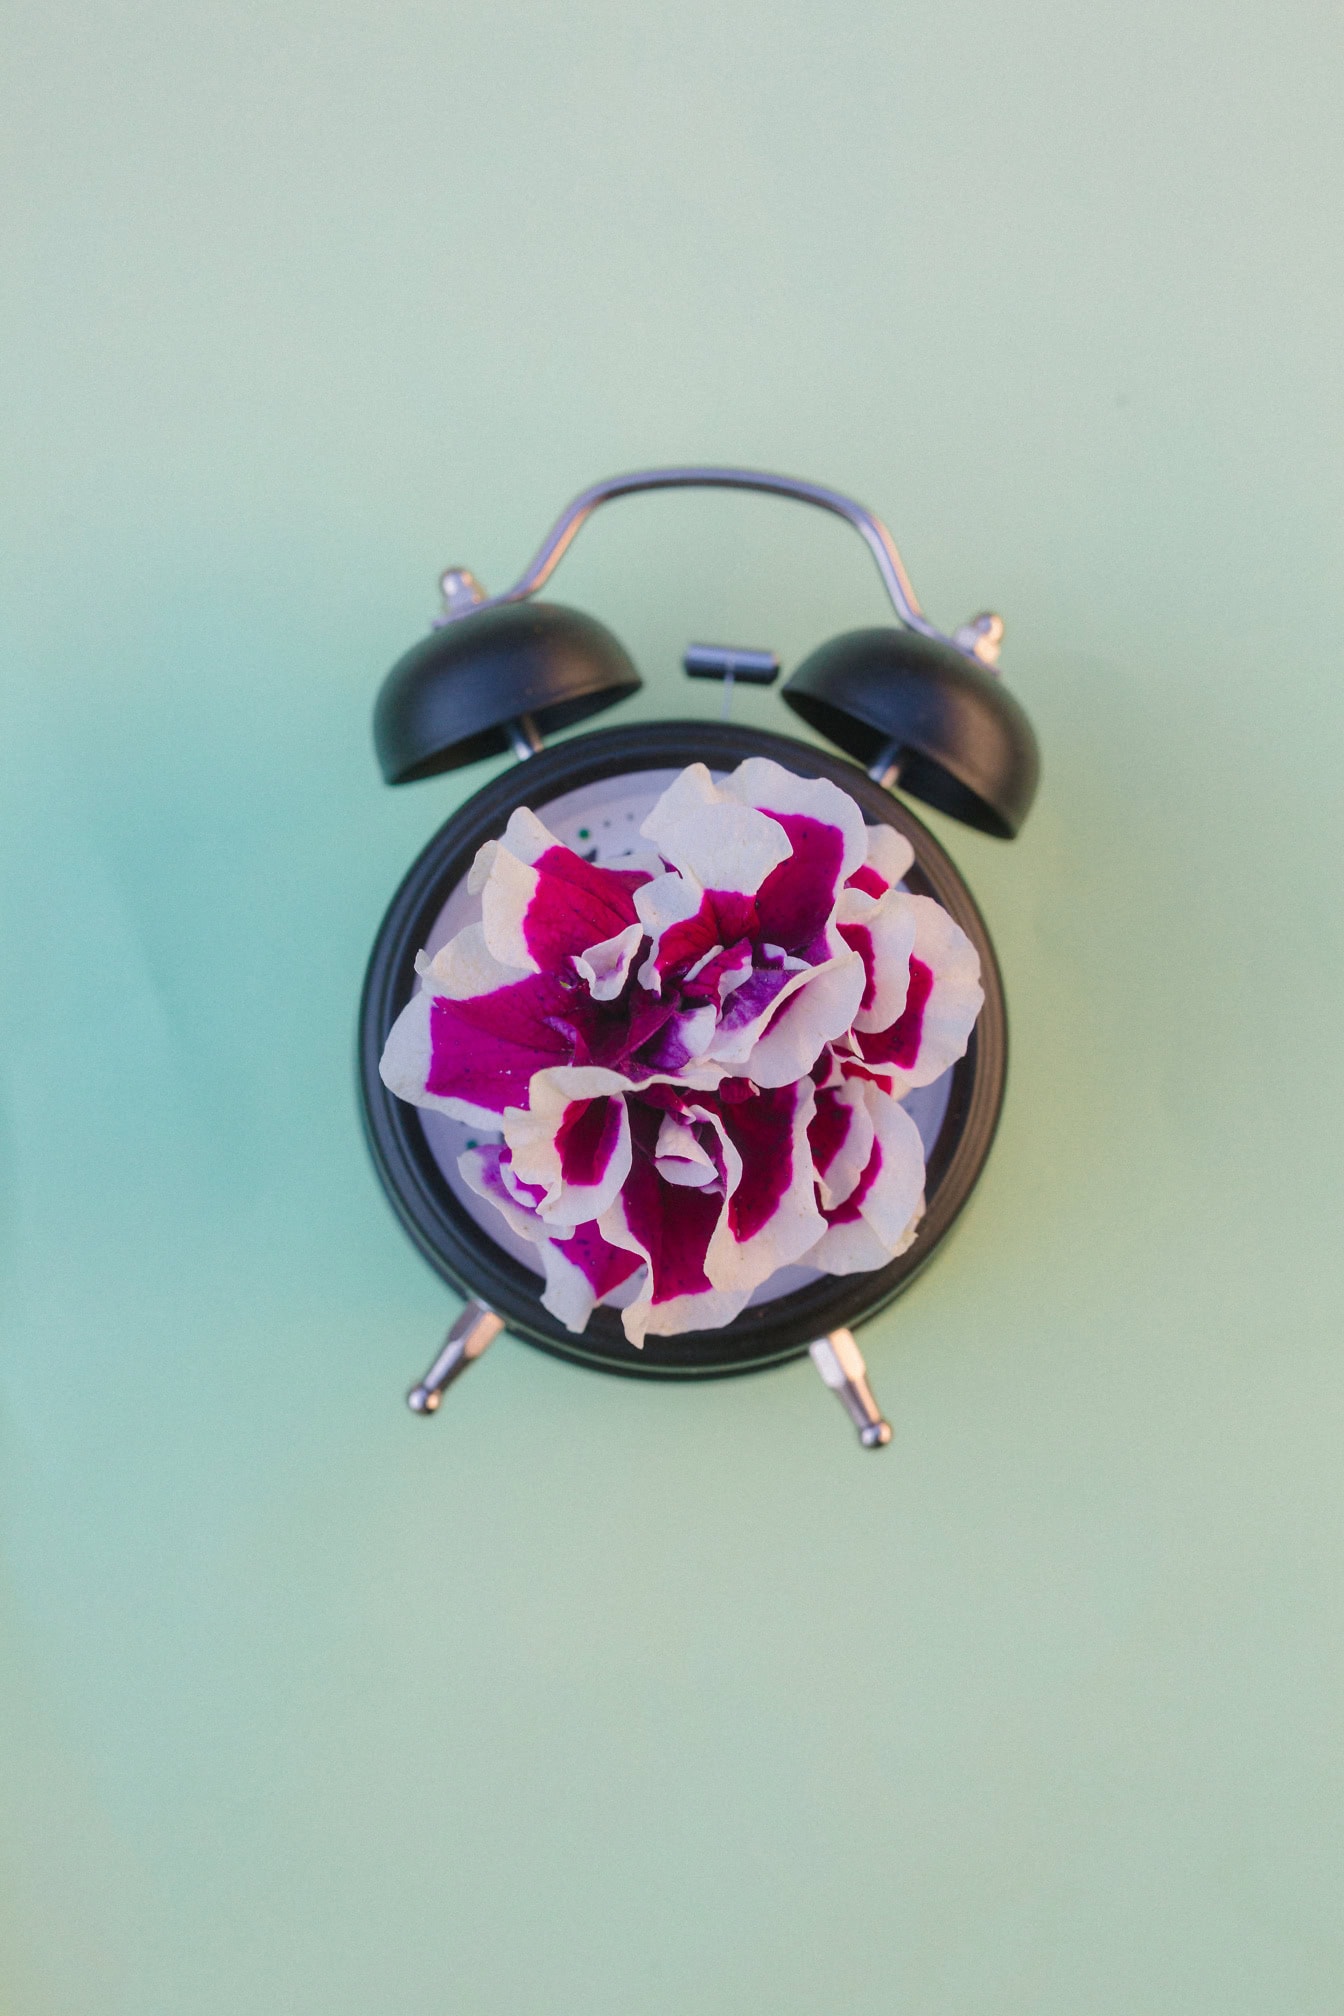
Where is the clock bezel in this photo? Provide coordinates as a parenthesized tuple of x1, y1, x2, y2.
(358, 721, 1007, 1380)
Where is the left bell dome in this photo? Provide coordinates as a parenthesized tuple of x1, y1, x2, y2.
(373, 601, 642, 783)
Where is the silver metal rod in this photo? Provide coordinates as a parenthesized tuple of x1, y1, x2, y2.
(808, 1329, 892, 1448)
(407, 1300, 504, 1414)
(437, 466, 996, 660)
(506, 713, 544, 760)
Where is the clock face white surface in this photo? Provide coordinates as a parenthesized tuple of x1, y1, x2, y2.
(411, 765, 955, 1312)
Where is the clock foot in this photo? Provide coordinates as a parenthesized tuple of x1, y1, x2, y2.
(808, 1329, 892, 1448)
(407, 1301, 503, 1414)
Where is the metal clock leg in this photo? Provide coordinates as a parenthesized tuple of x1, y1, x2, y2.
(407, 1301, 504, 1414)
(809, 1329, 892, 1448)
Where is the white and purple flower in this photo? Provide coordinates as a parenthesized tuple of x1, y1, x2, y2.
(379, 758, 984, 1341)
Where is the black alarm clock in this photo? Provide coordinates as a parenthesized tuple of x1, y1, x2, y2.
(358, 469, 1038, 1445)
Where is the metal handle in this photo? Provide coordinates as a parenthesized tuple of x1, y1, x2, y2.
(439, 466, 1001, 666)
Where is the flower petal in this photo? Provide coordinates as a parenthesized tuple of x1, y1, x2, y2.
(633, 872, 713, 991)
(835, 883, 917, 1033)
(481, 807, 650, 974)
(706, 959, 811, 1067)
(807, 1076, 877, 1211)
(501, 1065, 633, 1228)
(640, 763, 793, 899)
(635, 1002, 718, 1075)
(539, 1221, 644, 1332)
(805, 1081, 926, 1274)
(417, 921, 525, 998)
(424, 973, 581, 1118)
(378, 945, 580, 1127)
(846, 823, 915, 899)
(721, 759, 869, 957)
(735, 951, 867, 1087)
(598, 1102, 751, 1344)
(457, 1143, 552, 1244)
(460, 1146, 643, 1334)
(653, 1112, 720, 1188)
(701, 1078, 827, 1293)
(855, 895, 984, 1093)
(573, 921, 644, 1001)
(383, 761, 981, 1339)
(600, 1168, 749, 1344)
(683, 938, 754, 1003)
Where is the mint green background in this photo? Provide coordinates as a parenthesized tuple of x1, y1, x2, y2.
(3, 3, 1343, 2010)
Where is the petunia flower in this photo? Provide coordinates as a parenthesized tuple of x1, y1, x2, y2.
(378, 756, 985, 1343)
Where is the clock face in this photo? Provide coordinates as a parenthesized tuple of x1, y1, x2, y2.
(360, 722, 1006, 1379)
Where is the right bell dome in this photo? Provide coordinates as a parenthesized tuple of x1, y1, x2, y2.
(782, 626, 1040, 839)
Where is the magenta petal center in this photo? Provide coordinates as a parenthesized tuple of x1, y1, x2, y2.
(826, 1139, 883, 1225)
(555, 1094, 624, 1188)
(837, 920, 876, 1012)
(860, 955, 934, 1071)
(752, 814, 845, 955)
(716, 1082, 797, 1245)
(522, 847, 649, 971)
(808, 1085, 853, 1180)
(426, 975, 574, 1111)
(557, 1220, 643, 1297)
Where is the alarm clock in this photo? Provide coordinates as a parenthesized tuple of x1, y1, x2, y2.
(358, 469, 1038, 1444)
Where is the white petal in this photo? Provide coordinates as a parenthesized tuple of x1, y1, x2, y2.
(721, 757, 868, 884)
(833, 884, 918, 1034)
(479, 844, 546, 971)
(573, 921, 643, 1001)
(466, 839, 498, 895)
(381, 923, 539, 1128)
(509, 1217, 647, 1332)
(417, 922, 525, 998)
(804, 1213, 903, 1274)
(633, 870, 705, 989)
(620, 1277, 752, 1346)
(862, 823, 915, 891)
(810, 1077, 876, 1212)
(378, 988, 436, 1103)
(501, 1065, 633, 1229)
(707, 962, 816, 1068)
(857, 1087, 927, 1248)
(653, 1113, 719, 1188)
(537, 1238, 603, 1331)
(476, 807, 568, 965)
(806, 1084, 926, 1275)
(376, 989, 499, 1128)
(641, 763, 793, 894)
(497, 804, 563, 866)
(457, 1145, 552, 1243)
(687, 940, 754, 1000)
(737, 952, 866, 1087)
(858, 894, 984, 1094)
(639, 1002, 718, 1075)
(596, 1104, 750, 1344)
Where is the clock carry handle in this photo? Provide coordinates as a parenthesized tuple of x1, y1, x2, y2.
(441, 466, 1004, 670)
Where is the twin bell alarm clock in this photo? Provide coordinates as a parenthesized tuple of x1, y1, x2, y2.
(358, 468, 1038, 1446)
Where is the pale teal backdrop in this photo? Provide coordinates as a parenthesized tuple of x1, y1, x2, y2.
(3, 3, 1342, 2011)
